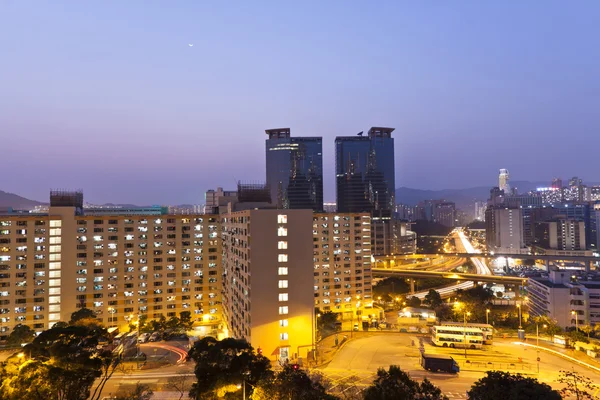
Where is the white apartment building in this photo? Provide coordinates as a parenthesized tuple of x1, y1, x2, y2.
(313, 213, 372, 317)
(528, 269, 600, 327)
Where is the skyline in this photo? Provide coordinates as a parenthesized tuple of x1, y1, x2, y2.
(2, 1, 600, 204)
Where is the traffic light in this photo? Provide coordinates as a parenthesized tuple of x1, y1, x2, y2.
(292, 363, 299, 370)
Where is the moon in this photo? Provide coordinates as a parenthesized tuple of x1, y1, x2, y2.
(188, 44, 194, 47)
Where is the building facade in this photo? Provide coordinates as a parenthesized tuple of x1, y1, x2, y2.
(265, 128, 323, 211)
(312, 213, 372, 316)
(0, 193, 222, 339)
(528, 269, 600, 327)
(221, 208, 314, 362)
(335, 127, 397, 256)
(499, 169, 510, 194)
(485, 207, 526, 254)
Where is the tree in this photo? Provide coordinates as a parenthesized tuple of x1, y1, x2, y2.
(316, 310, 339, 340)
(187, 337, 272, 399)
(363, 365, 447, 400)
(70, 307, 97, 324)
(406, 296, 422, 308)
(423, 289, 442, 308)
(566, 329, 589, 344)
(580, 324, 593, 339)
(257, 364, 339, 400)
(166, 371, 192, 400)
(179, 311, 193, 332)
(557, 369, 599, 400)
(467, 371, 561, 400)
(6, 324, 34, 346)
(0, 323, 118, 400)
(114, 383, 153, 400)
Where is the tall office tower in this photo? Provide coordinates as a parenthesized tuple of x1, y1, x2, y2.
(221, 208, 314, 363)
(499, 169, 511, 193)
(335, 127, 395, 256)
(335, 128, 395, 214)
(265, 128, 323, 211)
(312, 213, 372, 315)
(474, 201, 487, 221)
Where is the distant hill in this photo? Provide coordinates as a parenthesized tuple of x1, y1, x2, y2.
(0, 190, 45, 210)
(395, 180, 591, 210)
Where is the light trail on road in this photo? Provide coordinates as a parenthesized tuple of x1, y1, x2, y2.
(455, 230, 492, 275)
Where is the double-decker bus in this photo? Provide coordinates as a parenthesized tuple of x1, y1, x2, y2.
(440, 322, 494, 344)
(432, 325, 484, 349)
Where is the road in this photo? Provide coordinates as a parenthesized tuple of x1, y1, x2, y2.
(320, 333, 600, 398)
(454, 230, 491, 275)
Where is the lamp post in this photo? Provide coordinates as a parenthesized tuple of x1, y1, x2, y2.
(536, 323, 547, 347)
(463, 310, 471, 359)
(571, 310, 579, 331)
(486, 309, 490, 325)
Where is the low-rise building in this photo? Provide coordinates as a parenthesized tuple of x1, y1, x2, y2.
(528, 269, 600, 327)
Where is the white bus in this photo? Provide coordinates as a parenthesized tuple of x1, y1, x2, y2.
(432, 325, 484, 349)
(440, 322, 494, 344)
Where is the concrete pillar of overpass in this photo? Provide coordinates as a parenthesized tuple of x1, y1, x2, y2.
(410, 279, 415, 294)
(505, 257, 509, 273)
(587, 260, 592, 273)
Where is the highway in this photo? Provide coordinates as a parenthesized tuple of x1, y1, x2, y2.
(455, 230, 492, 275)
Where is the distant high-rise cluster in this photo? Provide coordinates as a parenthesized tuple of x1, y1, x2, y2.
(485, 171, 600, 255)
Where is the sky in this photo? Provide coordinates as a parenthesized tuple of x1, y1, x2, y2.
(1, 1, 599, 205)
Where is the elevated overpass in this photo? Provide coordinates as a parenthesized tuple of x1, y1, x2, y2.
(372, 268, 527, 285)
(376, 252, 599, 263)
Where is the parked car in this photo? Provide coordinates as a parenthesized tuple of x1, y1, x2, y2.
(138, 333, 151, 343)
(148, 332, 161, 342)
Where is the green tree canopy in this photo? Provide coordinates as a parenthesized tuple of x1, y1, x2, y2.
(423, 289, 443, 308)
(363, 365, 447, 400)
(6, 324, 35, 346)
(0, 322, 119, 400)
(316, 309, 339, 339)
(69, 307, 97, 324)
(258, 364, 339, 400)
(187, 337, 272, 399)
(467, 371, 561, 400)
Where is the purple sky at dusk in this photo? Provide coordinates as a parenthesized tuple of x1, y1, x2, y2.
(1, 1, 599, 205)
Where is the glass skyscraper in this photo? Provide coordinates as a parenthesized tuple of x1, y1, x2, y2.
(265, 128, 323, 211)
(335, 127, 396, 216)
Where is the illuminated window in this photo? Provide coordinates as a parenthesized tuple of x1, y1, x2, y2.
(279, 319, 288, 327)
(279, 333, 289, 340)
(278, 227, 288, 237)
(50, 220, 62, 228)
(278, 267, 288, 276)
(278, 241, 288, 250)
(279, 293, 288, 302)
(278, 280, 288, 289)
(277, 215, 288, 224)
(278, 306, 288, 315)
(278, 254, 288, 262)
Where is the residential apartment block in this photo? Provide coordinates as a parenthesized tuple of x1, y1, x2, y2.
(0, 192, 222, 339)
(221, 208, 314, 362)
(313, 213, 372, 315)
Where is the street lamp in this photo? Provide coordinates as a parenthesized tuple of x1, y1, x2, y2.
(536, 323, 547, 347)
(571, 310, 579, 331)
(486, 309, 490, 325)
(463, 310, 471, 358)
